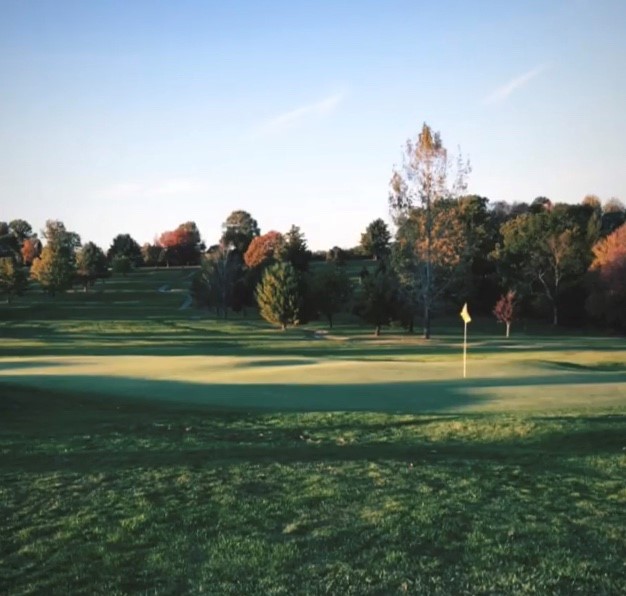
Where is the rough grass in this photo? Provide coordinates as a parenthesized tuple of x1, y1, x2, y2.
(1, 387, 625, 595)
(1, 267, 625, 594)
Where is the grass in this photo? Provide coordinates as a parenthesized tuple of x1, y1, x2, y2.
(1, 267, 625, 594)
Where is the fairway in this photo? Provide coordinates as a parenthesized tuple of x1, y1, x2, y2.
(1, 268, 625, 594)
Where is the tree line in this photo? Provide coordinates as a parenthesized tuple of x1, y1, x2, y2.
(1, 122, 624, 334)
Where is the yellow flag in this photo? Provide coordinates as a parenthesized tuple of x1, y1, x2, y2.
(460, 302, 471, 324)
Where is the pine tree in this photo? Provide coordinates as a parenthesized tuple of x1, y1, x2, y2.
(256, 262, 303, 330)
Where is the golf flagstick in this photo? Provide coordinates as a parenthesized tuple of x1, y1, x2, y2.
(460, 303, 471, 378)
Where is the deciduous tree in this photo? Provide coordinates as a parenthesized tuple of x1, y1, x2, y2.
(586, 223, 626, 329)
(111, 254, 132, 277)
(76, 242, 108, 291)
(192, 246, 243, 318)
(21, 236, 42, 266)
(389, 122, 470, 338)
(493, 211, 587, 325)
(356, 263, 399, 336)
(493, 290, 517, 338)
(158, 222, 203, 266)
(311, 265, 352, 329)
(30, 221, 79, 295)
(360, 219, 391, 261)
(0, 257, 28, 303)
(244, 231, 284, 269)
(221, 210, 260, 255)
(107, 234, 143, 266)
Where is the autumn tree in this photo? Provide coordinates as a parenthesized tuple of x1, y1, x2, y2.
(256, 262, 303, 330)
(360, 219, 391, 260)
(220, 210, 260, 255)
(586, 223, 626, 329)
(244, 231, 284, 269)
(158, 222, 203, 266)
(311, 265, 352, 329)
(493, 290, 517, 338)
(21, 236, 42, 265)
(0, 257, 28, 303)
(30, 221, 80, 295)
(107, 234, 143, 266)
(389, 122, 470, 338)
(76, 242, 108, 291)
(30, 245, 75, 295)
(393, 198, 469, 334)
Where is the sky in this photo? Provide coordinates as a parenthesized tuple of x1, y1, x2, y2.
(1, 0, 625, 251)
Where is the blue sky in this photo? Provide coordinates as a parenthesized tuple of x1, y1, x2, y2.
(1, 0, 625, 251)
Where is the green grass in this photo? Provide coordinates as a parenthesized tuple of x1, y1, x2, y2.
(1, 267, 625, 594)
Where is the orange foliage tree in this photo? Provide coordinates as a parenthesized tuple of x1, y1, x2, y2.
(586, 223, 626, 328)
(244, 231, 284, 269)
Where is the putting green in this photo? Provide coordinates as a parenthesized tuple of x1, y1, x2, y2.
(1, 352, 624, 413)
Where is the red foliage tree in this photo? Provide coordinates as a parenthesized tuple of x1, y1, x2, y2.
(493, 290, 517, 338)
(244, 231, 284, 269)
(21, 237, 42, 266)
(157, 222, 202, 266)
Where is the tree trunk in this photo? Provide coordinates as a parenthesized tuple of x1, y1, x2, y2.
(281, 323, 287, 331)
(553, 305, 558, 326)
(328, 314, 333, 329)
(424, 196, 432, 340)
(408, 316, 414, 334)
(375, 325, 381, 337)
(506, 322, 510, 338)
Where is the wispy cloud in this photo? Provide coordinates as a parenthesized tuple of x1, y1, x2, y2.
(484, 64, 549, 105)
(256, 92, 345, 135)
(96, 177, 209, 201)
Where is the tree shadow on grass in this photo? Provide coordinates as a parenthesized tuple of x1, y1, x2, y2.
(1, 425, 624, 475)
(1, 370, 624, 415)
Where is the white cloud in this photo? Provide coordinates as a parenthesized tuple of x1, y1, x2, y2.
(256, 91, 345, 135)
(484, 64, 549, 105)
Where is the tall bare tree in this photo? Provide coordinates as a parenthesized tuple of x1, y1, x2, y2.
(389, 123, 470, 338)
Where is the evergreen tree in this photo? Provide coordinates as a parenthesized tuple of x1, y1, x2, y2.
(281, 225, 310, 271)
(256, 262, 303, 330)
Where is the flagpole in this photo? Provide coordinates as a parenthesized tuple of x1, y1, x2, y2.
(463, 321, 467, 378)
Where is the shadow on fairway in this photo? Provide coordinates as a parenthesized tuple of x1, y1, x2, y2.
(1, 369, 624, 415)
(2, 422, 624, 475)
